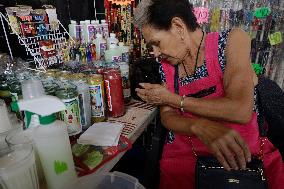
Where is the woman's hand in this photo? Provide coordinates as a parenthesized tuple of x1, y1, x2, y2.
(135, 83, 173, 105)
(192, 119, 251, 171)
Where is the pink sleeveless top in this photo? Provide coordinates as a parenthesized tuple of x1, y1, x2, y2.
(159, 32, 284, 189)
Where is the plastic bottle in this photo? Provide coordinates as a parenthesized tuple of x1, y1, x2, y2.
(91, 20, 101, 38)
(17, 80, 77, 189)
(105, 44, 122, 63)
(107, 33, 119, 49)
(101, 19, 109, 39)
(73, 80, 92, 130)
(94, 33, 107, 60)
(118, 42, 130, 63)
(79, 21, 85, 42)
(83, 20, 90, 43)
(68, 20, 76, 39)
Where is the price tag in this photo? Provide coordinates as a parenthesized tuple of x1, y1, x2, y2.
(268, 32, 283, 46)
(194, 7, 209, 24)
(210, 8, 220, 32)
(254, 7, 271, 18)
(108, 0, 134, 5)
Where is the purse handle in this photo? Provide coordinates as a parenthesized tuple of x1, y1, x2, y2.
(173, 66, 266, 160)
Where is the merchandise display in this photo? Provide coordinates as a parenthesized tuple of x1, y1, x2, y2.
(0, 0, 283, 188)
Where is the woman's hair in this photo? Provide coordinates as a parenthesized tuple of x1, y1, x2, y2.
(134, 0, 199, 31)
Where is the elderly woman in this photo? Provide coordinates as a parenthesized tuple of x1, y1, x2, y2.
(134, 0, 284, 189)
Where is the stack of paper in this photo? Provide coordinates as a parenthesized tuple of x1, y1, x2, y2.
(77, 122, 124, 146)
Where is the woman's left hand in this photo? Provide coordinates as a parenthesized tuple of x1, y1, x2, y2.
(135, 83, 172, 105)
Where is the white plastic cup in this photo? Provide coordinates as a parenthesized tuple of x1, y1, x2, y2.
(0, 144, 39, 189)
(5, 128, 45, 183)
(0, 100, 12, 134)
(21, 79, 45, 100)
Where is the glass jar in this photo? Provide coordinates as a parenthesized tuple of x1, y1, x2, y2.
(56, 86, 81, 136)
(88, 74, 106, 123)
(104, 66, 125, 117)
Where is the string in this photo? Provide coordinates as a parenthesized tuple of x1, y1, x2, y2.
(182, 30, 205, 79)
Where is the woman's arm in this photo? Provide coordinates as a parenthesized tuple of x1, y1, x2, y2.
(160, 104, 251, 171)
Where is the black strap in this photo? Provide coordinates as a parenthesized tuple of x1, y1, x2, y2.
(256, 80, 267, 137)
(174, 65, 179, 95)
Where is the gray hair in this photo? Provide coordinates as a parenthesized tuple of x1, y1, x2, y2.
(133, 0, 153, 28)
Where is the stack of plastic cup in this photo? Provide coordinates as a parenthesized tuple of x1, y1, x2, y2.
(0, 144, 39, 189)
(5, 117, 45, 185)
(21, 79, 45, 100)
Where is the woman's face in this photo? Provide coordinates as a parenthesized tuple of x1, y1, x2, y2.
(142, 24, 188, 65)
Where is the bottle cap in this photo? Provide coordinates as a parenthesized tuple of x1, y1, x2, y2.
(109, 44, 117, 49)
(118, 42, 124, 47)
(22, 79, 45, 100)
(96, 33, 103, 38)
(110, 33, 116, 38)
(71, 20, 76, 24)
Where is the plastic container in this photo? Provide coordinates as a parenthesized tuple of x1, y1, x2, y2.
(33, 119, 78, 189)
(77, 171, 145, 189)
(92, 20, 101, 37)
(118, 42, 130, 63)
(5, 128, 45, 184)
(107, 33, 119, 49)
(0, 100, 12, 134)
(94, 33, 107, 60)
(68, 20, 76, 39)
(105, 44, 122, 63)
(0, 144, 39, 189)
(101, 19, 109, 39)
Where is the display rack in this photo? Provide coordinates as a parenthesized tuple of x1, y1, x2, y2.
(0, 12, 74, 72)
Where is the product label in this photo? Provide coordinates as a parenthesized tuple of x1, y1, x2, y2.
(268, 32, 283, 46)
(105, 80, 112, 111)
(60, 97, 81, 135)
(75, 25, 81, 39)
(78, 92, 86, 127)
(112, 55, 122, 63)
(87, 25, 95, 42)
(54, 160, 68, 175)
(100, 43, 107, 58)
(122, 52, 129, 62)
(89, 85, 105, 117)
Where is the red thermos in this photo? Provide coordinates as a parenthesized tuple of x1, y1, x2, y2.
(104, 66, 125, 117)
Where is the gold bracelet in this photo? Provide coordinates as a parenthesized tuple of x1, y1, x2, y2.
(180, 95, 186, 112)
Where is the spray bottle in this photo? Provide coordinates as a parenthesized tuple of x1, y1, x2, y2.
(17, 79, 77, 189)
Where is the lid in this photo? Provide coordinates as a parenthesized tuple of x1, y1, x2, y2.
(110, 33, 116, 38)
(101, 19, 106, 24)
(91, 20, 97, 24)
(109, 44, 117, 49)
(96, 33, 103, 38)
(85, 20, 90, 24)
(118, 42, 124, 47)
(80, 21, 85, 24)
(70, 20, 76, 24)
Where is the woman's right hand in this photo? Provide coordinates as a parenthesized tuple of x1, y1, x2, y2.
(191, 119, 251, 171)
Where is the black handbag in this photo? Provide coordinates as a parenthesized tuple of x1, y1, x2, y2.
(195, 156, 268, 189)
(173, 66, 269, 189)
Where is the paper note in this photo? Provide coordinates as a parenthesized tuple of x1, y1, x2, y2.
(254, 7, 271, 18)
(268, 32, 283, 46)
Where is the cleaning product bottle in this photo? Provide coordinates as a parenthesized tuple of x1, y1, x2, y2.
(101, 19, 109, 39)
(105, 44, 122, 63)
(68, 20, 76, 39)
(17, 79, 77, 189)
(92, 20, 101, 37)
(107, 33, 119, 49)
(118, 42, 130, 63)
(94, 33, 107, 60)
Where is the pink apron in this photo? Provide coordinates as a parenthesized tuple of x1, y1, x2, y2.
(160, 32, 284, 189)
